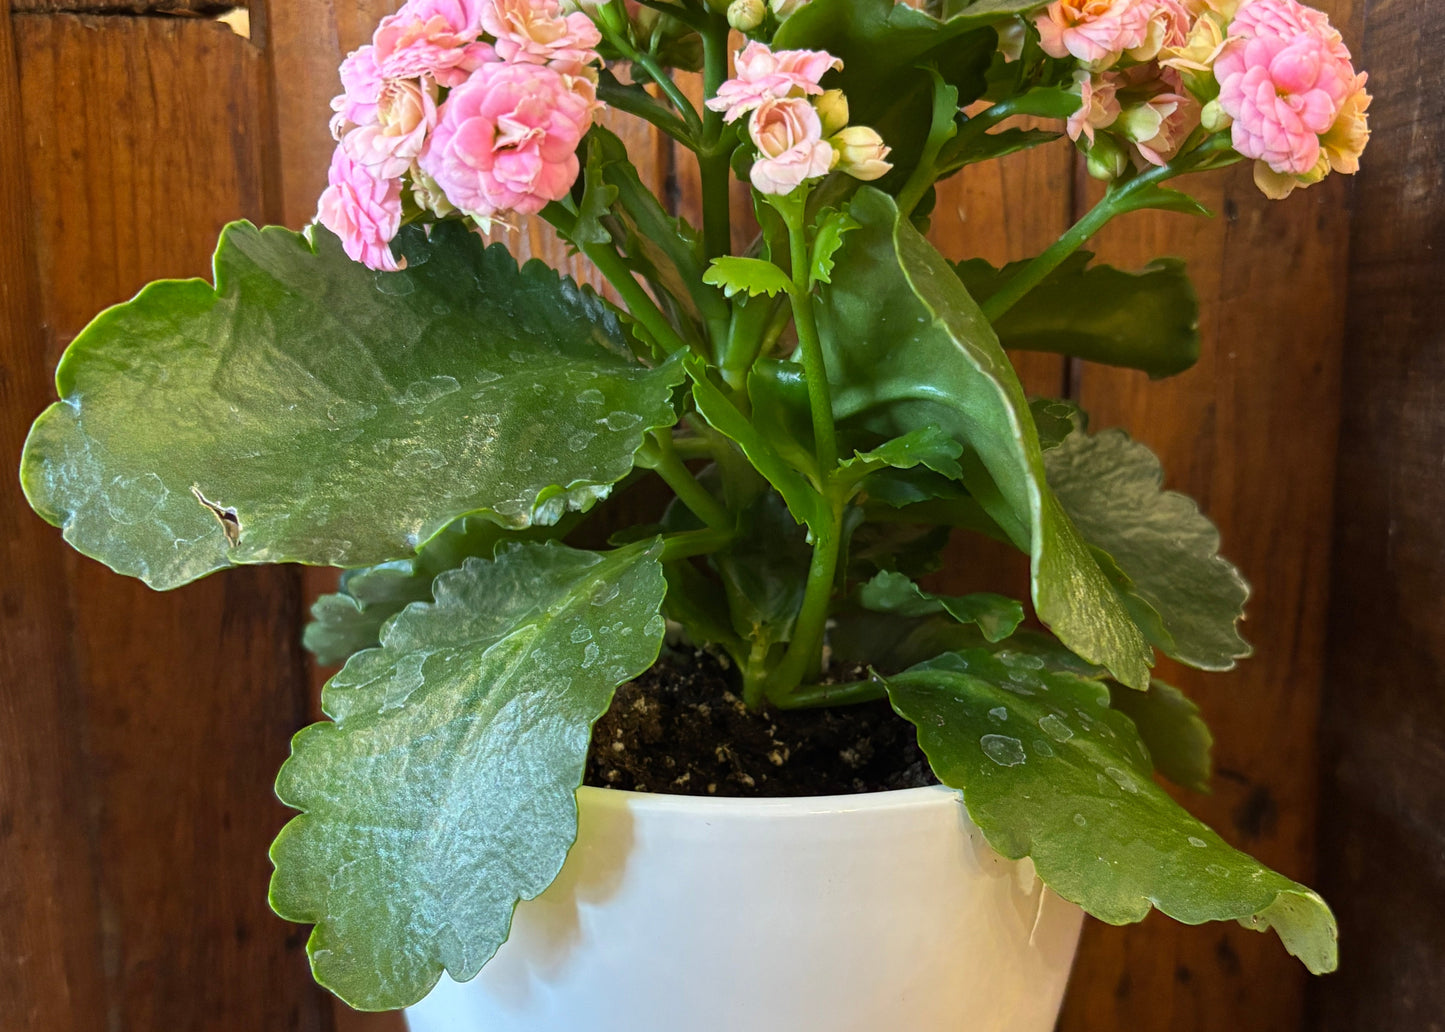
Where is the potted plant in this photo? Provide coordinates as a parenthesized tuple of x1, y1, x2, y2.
(18, 0, 1368, 1026)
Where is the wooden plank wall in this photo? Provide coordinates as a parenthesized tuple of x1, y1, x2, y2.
(1310, 0, 1445, 1028)
(1, 0, 1433, 1030)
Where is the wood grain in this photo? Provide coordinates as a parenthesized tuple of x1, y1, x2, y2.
(11, 12, 332, 1029)
(0, 0, 108, 1028)
(13, 0, 229, 11)
(1309, 0, 1445, 1027)
(1056, 3, 1357, 1027)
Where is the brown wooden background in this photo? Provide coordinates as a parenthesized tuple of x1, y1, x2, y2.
(1, 1, 1439, 1029)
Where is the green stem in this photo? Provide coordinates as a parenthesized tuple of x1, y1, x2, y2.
(776, 195, 839, 473)
(699, 15, 733, 261)
(540, 202, 693, 356)
(981, 137, 1229, 322)
(643, 432, 732, 531)
(597, 76, 694, 147)
(585, 242, 693, 356)
(660, 525, 733, 562)
(624, 46, 703, 137)
(764, 497, 845, 702)
(773, 676, 888, 710)
(740, 638, 775, 711)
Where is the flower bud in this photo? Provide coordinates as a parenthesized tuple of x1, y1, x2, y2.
(771, 0, 809, 17)
(831, 125, 892, 181)
(1200, 98, 1231, 133)
(410, 168, 457, 219)
(1084, 134, 1130, 181)
(816, 89, 849, 135)
(727, 0, 764, 31)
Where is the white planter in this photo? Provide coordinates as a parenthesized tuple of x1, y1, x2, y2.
(406, 784, 1083, 1032)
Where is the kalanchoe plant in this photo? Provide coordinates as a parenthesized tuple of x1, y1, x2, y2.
(19, 0, 1368, 1012)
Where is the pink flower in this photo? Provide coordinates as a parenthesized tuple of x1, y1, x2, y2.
(1229, 0, 1349, 61)
(374, 0, 496, 87)
(330, 45, 384, 138)
(1215, 0, 1358, 175)
(706, 42, 842, 124)
(1035, 0, 1151, 67)
(1067, 69, 1122, 143)
(317, 146, 405, 272)
(482, 0, 602, 78)
(343, 77, 440, 178)
(418, 61, 596, 217)
(747, 96, 835, 195)
(1129, 0, 1193, 61)
(1123, 83, 1200, 165)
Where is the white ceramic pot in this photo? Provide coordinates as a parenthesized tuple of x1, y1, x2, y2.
(406, 784, 1083, 1032)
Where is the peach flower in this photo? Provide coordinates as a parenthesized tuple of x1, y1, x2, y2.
(374, 0, 495, 87)
(482, 0, 602, 78)
(1035, 0, 1151, 67)
(343, 77, 440, 179)
(707, 42, 842, 123)
(748, 96, 835, 195)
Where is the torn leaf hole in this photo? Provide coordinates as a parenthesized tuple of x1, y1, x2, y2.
(192, 486, 241, 547)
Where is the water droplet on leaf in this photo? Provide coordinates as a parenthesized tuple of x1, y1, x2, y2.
(981, 734, 1026, 767)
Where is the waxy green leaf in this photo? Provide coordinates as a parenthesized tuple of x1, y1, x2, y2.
(21, 222, 682, 589)
(703, 256, 796, 299)
(774, 0, 1015, 186)
(882, 649, 1337, 975)
(1108, 679, 1214, 793)
(1044, 428, 1251, 671)
(857, 570, 1024, 642)
(271, 540, 668, 1010)
(819, 189, 1152, 688)
(839, 426, 965, 487)
(956, 253, 1201, 378)
(810, 209, 861, 286)
(304, 516, 580, 667)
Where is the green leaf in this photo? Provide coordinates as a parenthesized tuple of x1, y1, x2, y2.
(748, 360, 820, 482)
(846, 521, 953, 581)
(1044, 427, 1251, 671)
(774, 0, 1010, 187)
(840, 426, 965, 486)
(303, 516, 577, 666)
(882, 649, 1337, 975)
(685, 356, 829, 533)
(938, 127, 1062, 175)
(21, 222, 683, 590)
(1108, 679, 1214, 794)
(270, 540, 668, 1010)
(1031, 397, 1088, 451)
(583, 127, 719, 332)
(714, 490, 813, 643)
(818, 188, 1152, 688)
(858, 570, 1024, 642)
(1115, 180, 1214, 218)
(703, 256, 795, 299)
(775, 0, 1039, 90)
(811, 208, 861, 286)
(956, 253, 1201, 378)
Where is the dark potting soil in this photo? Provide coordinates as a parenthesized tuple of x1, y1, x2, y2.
(584, 649, 939, 797)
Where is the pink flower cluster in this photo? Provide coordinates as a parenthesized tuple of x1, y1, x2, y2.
(1037, 0, 1368, 197)
(317, 0, 602, 270)
(708, 42, 891, 196)
(1214, 0, 1369, 196)
(1039, 0, 1205, 174)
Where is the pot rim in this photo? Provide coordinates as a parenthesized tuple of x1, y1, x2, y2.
(576, 782, 963, 817)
